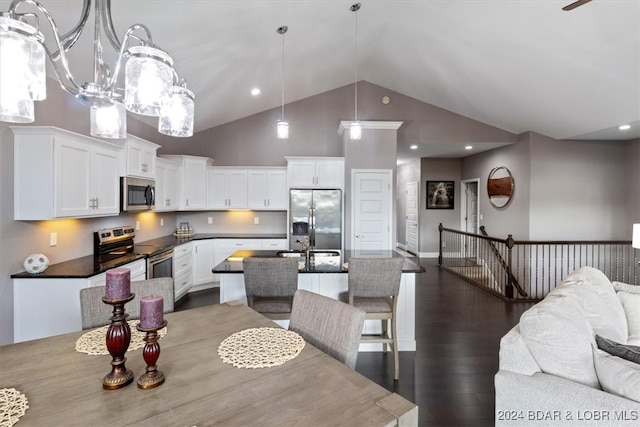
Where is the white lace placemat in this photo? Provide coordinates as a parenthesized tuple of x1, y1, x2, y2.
(0, 388, 28, 427)
(75, 320, 168, 355)
(218, 327, 305, 369)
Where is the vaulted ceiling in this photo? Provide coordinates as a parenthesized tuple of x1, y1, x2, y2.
(3, 0, 639, 159)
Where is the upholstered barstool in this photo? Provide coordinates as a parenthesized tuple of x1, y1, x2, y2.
(289, 289, 366, 369)
(79, 277, 175, 329)
(243, 257, 299, 320)
(345, 257, 404, 380)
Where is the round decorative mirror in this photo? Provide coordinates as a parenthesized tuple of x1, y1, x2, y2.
(487, 166, 514, 208)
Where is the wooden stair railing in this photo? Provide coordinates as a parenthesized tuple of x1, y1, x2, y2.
(479, 226, 528, 298)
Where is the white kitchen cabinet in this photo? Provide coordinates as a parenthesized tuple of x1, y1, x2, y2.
(247, 168, 287, 210)
(173, 242, 193, 301)
(285, 156, 344, 189)
(11, 126, 121, 220)
(192, 240, 216, 286)
(155, 157, 180, 211)
(160, 155, 213, 210)
(261, 239, 288, 250)
(13, 258, 147, 343)
(124, 135, 159, 179)
(206, 167, 248, 209)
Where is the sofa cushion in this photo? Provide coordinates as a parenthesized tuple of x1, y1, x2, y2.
(593, 347, 640, 403)
(613, 281, 640, 294)
(520, 293, 600, 389)
(548, 266, 627, 343)
(618, 291, 640, 345)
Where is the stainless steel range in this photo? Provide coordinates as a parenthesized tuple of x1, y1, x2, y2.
(94, 225, 173, 280)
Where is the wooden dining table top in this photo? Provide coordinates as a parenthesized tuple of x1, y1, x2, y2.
(0, 301, 417, 426)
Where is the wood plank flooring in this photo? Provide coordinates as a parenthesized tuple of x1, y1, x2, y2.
(175, 258, 534, 426)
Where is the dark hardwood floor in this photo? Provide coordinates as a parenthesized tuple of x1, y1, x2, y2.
(175, 258, 534, 427)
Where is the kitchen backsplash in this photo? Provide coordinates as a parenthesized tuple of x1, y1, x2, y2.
(178, 211, 287, 234)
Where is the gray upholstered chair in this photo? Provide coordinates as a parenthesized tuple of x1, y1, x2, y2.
(79, 277, 175, 329)
(289, 289, 366, 369)
(345, 257, 404, 380)
(242, 257, 299, 320)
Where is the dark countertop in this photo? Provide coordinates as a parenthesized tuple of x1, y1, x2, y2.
(11, 253, 147, 279)
(212, 250, 425, 274)
(12, 233, 288, 279)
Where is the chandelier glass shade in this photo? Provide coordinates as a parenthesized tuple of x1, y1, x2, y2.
(0, 0, 194, 139)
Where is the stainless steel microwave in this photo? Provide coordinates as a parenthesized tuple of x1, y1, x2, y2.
(121, 177, 155, 212)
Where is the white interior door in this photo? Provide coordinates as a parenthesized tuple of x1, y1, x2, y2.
(461, 180, 479, 259)
(405, 181, 418, 255)
(352, 170, 393, 251)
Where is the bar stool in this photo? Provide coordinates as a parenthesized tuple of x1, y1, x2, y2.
(345, 257, 404, 380)
(243, 257, 299, 320)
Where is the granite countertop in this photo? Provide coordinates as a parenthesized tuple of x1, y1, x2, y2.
(12, 233, 288, 279)
(212, 250, 425, 274)
(10, 253, 147, 279)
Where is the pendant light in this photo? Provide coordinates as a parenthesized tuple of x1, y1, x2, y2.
(350, 3, 362, 140)
(276, 26, 289, 139)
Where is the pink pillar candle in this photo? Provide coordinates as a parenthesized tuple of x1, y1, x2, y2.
(140, 295, 164, 329)
(105, 268, 131, 300)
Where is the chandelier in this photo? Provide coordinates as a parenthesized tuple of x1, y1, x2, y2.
(0, 0, 194, 139)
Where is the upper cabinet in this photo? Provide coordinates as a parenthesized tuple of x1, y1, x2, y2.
(11, 126, 121, 220)
(155, 157, 180, 211)
(247, 168, 287, 210)
(159, 155, 213, 210)
(124, 135, 160, 179)
(285, 157, 344, 189)
(206, 167, 248, 209)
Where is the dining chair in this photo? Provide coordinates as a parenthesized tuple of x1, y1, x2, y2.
(289, 289, 366, 369)
(79, 277, 175, 329)
(242, 257, 299, 320)
(344, 257, 404, 380)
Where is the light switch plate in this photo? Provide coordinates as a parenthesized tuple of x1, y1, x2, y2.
(254, 217, 260, 225)
(49, 232, 57, 247)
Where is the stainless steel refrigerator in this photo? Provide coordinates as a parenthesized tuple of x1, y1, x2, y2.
(289, 189, 342, 250)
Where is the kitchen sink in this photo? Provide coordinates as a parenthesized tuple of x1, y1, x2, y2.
(309, 251, 340, 257)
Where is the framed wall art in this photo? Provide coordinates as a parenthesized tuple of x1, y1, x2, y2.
(426, 181, 454, 209)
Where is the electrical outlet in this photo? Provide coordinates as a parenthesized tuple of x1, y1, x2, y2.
(160, 218, 164, 227)
(49, 232, 57, 247)
(442, 241, 447, 248)
(135, 221, 140, 230)
(254, 217, 260, 225)
(207, 217, 213, 224)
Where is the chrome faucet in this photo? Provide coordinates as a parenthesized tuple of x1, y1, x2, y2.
(296, 238, 312, 265)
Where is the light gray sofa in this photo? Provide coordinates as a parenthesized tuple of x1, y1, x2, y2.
(495, 266, 640, 426)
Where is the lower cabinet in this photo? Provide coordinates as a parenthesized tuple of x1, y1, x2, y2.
(173, 242, 192, 302)
(13, 259, 147, 343)
(192, 240, 216, 287)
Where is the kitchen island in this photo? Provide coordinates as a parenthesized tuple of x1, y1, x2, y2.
(213, 249, 424, 351)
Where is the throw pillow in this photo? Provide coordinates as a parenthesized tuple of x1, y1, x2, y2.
(520, 294, 600, 389)
(593, 347, 640, 403)
(618, 291, 640, 345)
(595, 335, 640, 364)
(613, 281, 640, 294)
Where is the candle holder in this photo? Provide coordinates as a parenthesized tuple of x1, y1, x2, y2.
(101, 293, 135, 390)
(136, 320, 168, 389)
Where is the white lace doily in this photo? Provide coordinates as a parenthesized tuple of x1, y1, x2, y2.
(218, 327, 305, 369)
(0, 388, 28, 427)
(75, 320, 168, 355)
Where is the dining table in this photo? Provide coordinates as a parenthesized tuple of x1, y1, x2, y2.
(0, 301, 418, 426)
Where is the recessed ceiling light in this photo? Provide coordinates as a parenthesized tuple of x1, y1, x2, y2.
(619, 124, 631, 131)
(410, 144, 418, 150)
(251, 88, 261, 96)
(465, 145, 473, 150)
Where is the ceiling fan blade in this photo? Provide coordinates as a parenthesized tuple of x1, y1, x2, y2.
(562, 0, 593, 11)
